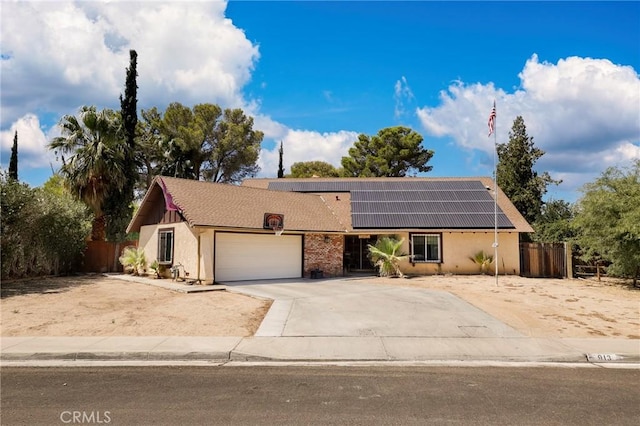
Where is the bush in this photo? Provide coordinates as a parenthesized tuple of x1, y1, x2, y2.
(469, 251, 494, 274)
(368, 236, 409, 278)
(119, 247, 147, 276)
(1, 173, 91, 278)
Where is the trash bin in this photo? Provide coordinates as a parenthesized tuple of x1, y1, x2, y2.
(310, 269, 323, 279)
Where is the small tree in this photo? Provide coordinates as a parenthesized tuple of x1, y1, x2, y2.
(574, 161, 640, 286)
(368, 237, 409, 278)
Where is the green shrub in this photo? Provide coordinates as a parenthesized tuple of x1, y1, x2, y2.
(1, 173, 91, 278)
(119, 247, 147, 276)
(469, 250, 494, 274)
(368, 236, 409, 278)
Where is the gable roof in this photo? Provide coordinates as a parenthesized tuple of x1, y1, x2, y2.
(242, 177, 534, 233)
(127, 176, 347, 233)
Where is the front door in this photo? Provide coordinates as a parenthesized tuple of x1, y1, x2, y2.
(344, 235, 377, 272)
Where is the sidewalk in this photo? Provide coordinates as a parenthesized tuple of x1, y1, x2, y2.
(2, 335, 639, 364)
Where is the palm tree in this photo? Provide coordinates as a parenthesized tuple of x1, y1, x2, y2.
(49, 106, 124, 240)
(469, 250, 494, 274)
(368, 236, 409, 278)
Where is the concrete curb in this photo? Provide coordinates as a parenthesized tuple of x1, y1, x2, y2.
(2, 336, 638, 364)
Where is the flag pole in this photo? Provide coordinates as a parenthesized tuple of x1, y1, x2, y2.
(488, 101, 499, 286)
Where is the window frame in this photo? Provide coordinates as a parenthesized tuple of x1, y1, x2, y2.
(410, 233, 443, 264)
(157, 227, 175, 265)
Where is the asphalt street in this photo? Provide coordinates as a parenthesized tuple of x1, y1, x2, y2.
(2, 366, 639, 425)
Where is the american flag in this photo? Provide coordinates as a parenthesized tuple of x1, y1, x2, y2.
(488, 101, 496, 137)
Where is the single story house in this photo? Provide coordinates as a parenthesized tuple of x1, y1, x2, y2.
(127, 176, 533, 283)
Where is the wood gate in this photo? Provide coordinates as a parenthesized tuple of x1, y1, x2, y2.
(519, 242, 566, 278)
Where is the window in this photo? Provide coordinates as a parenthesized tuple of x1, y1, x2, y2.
(158, 228, 174, 264)
(411, 234, 441, 263)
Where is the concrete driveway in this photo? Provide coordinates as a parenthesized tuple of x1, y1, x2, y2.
(223, 277, 522, 338)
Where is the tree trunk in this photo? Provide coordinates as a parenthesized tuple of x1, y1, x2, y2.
(91, 215, 106, 241)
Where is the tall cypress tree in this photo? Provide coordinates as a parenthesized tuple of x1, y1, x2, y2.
(496, 116, 559, 225)
(105, 50, 138, 241)
(277, 141, 284, 178)
(9, 131, 18, 181)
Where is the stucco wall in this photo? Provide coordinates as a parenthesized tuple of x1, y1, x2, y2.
(198, 229, 214, 284)
(138, 222, 199, 279)
(396, 231, 521, 276)
(304, 233, 344, 277)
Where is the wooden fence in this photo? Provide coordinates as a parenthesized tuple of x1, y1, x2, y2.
(83, 240, 138, 273)
(574, 264, 608, 280)
(519, 242, 567, 278)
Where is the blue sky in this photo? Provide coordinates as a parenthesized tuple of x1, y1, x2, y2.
(1, 1, 639, 202)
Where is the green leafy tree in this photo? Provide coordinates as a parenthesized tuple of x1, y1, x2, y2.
(104, 49, 139, 242)
(137, 107, 165, 189)
(532, 199, 575, 243)
(155, 102, 204, 179)
(48, 106, 124, 240)
(203, 107, 262, 183)
(497, 116, 560, 225)
(288, 161, 341, 178)
(145, 103, 263, 184)
(574, 161, 640, 286)
(368, 236, 409, 277)
(9, 130, 18, 180)
(341, 126, 434, 177)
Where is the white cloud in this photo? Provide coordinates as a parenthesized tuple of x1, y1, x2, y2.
(258, 128, 359, 177)
(0, 0, 258, 128)
(1, 0, 262, 181)
(394, 76, 415, 120)
(416, 55, 640, 197)
(0, 114, 58, 169)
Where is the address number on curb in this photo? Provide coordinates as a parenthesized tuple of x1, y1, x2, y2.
(586, 353, 624, 362)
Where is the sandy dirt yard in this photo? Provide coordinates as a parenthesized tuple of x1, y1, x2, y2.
(1, 274, 638, 339)
(373, 275, 640, 339)
(1, 276, 271, 337)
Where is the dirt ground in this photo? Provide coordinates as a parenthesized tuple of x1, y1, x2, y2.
(0, 276, 271, 337)
(1, 274, 638, 339)
(372, 274, 640, 339)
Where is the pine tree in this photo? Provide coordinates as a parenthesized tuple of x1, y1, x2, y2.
(496, 116, 560, 225)
(277, 141, 284, 178)
(9, 131, 18, 181)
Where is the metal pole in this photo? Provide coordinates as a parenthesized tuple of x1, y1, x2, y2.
(492, 102, 499, 287)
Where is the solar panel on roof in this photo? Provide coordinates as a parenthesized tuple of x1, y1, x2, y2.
(266, 179, 515, 229)
(352, 213, 513, 229)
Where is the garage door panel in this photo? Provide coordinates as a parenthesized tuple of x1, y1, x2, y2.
(215, 233, 302, 281)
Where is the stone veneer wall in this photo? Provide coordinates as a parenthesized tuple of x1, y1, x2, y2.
(304, 233, 344, 277)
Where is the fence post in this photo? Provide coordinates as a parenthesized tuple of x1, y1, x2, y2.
(565, 242, 572, 279)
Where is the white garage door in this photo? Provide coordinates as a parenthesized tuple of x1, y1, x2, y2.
(215, 233, 303, 282)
